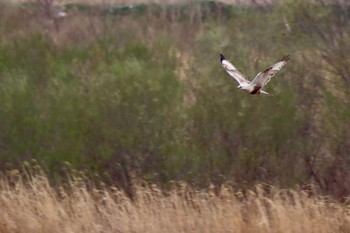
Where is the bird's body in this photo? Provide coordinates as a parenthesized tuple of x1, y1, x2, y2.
(220, 54, 290, 96)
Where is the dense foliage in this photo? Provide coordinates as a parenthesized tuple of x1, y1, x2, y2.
(0, 0, 350, 198)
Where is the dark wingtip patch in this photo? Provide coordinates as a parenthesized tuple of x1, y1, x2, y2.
(281, 54, 291, 62)
(220, 53, 225, 63)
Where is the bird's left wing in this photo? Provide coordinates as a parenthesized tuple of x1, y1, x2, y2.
(220, 53, 250, 85)
(251, 55, 291, 87)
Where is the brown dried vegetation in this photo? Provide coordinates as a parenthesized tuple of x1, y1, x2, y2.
(0, 171, 349, 233)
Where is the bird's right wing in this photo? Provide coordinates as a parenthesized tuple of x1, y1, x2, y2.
(251, 55, 291, 87)
(220, 53, 250, 85)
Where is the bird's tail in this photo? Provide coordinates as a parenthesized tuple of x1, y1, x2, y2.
(260, 90, 272, 96)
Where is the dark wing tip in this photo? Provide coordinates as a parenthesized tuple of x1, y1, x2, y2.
(220, 53, 226, 63)
(281, 54, 291, 62)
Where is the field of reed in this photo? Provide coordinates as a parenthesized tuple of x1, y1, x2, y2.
(0, 170, 349, 233)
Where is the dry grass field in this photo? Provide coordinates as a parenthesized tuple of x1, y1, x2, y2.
(0, 172, 349, 233)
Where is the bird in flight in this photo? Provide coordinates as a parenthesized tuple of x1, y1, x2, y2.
(220, 53, 291, 96)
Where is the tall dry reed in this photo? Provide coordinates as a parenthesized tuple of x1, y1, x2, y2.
(0, 171, 349, 233)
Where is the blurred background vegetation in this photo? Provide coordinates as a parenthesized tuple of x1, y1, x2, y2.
(0, 0, 350, 199)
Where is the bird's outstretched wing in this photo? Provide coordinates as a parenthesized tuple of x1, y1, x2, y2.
(220, 53, 250, 85)
(251, 55, 291, 87)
